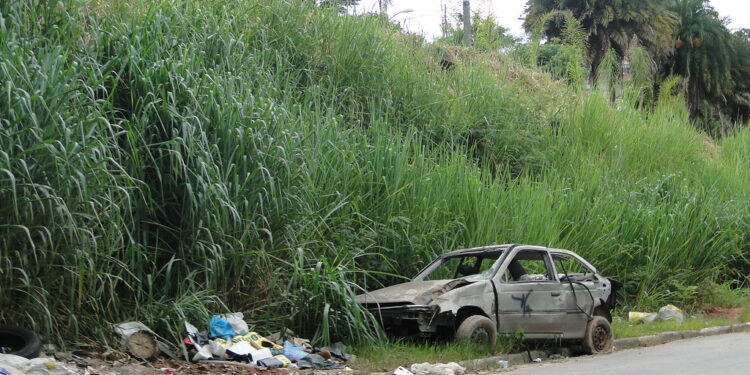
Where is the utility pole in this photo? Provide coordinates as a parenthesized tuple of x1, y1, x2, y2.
(441, 2, 448, 38)
(462, 0, 472, 46)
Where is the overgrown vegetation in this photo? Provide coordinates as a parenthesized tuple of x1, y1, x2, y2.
(0, 0, 748, 352)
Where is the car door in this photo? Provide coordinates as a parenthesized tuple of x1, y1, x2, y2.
(496, 248, 566, 338)
(551, 251, 601, 338)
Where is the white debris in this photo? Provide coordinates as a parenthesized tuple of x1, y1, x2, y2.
(0, 354, 75, 375)
(410, 362, 465, 375)
(393, 366, 415, 375)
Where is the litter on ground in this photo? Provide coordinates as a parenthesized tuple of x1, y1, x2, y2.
(628, 305, 685, 324)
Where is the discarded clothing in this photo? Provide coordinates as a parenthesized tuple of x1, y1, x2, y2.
(257, 357, 283, 369)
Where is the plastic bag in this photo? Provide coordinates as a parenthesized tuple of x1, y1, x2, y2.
(283, 341, 308, 361)
(657, 304, 684, 323)
(628, 312, 658, 323)
(209, 315, 236, 339)
(208, 341, 226, 357)
(224, 313, 249, 335)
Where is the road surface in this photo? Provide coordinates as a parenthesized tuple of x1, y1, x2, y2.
(500, 332, 750, 375)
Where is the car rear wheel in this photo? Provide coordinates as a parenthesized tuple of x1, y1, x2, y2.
(581, 316, 613, 354)
(455, 315, 497, 345)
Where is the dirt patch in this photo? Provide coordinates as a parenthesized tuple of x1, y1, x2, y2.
(147, 360, 295, 375)
(704, 307, 743, 320)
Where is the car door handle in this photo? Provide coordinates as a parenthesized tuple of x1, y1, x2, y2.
(551, 292, 561, 297)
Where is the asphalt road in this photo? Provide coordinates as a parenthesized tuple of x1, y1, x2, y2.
(499, 332, 750, 375)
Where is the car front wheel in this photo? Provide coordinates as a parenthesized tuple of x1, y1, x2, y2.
(455, 315, 497, 345)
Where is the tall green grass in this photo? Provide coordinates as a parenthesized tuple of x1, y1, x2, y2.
(1, 0, 748, 349)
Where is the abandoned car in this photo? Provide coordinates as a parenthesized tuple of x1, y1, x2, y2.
(355, 244, 621, 354)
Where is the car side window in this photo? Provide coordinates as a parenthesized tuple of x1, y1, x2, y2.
(502, 250, 555, 283)
(553, 253, 594, 282)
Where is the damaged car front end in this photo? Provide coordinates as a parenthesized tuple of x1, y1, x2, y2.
(356, 246, 505, 338)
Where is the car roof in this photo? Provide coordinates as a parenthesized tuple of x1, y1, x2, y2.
(440, 244, 583, 257)
(439, 244, 513, 257)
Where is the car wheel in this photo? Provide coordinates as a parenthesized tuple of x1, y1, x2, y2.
(0, 324, 41, 359)
(455, 315, 497, 345)
(581, 316, 613, 354)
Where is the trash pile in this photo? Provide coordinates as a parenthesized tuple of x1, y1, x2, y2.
(628, 304, 685, 324)
(182, 314, 351, 371)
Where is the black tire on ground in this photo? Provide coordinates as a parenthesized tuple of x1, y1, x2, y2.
(455, 315, 497, 345)
(0, 324, 41, 359)
(581, 316, 613, 354)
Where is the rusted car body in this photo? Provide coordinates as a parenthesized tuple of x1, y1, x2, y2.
(356, 244, 620, 350)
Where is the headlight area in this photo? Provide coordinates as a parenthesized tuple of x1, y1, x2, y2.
(364, 304, 456, 337)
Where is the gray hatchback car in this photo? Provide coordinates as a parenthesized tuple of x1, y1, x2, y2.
(356, 244, 621, 353)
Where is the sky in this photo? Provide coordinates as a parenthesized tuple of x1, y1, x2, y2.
(355, 0, 750, 41)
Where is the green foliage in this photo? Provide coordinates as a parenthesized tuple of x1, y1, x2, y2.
(471, 13, 519, 51)
(595, 49, 621, 100)
(437, 11, 518, 51)
(622, 47, 657, 108)
(527, 10, 587, 88)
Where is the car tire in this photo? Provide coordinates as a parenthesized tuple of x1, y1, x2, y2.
(455, 315, 497, 345)
(0, 324, 41, 359)
(581, 316, 613, 354)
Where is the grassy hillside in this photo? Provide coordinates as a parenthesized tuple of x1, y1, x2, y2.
(1, 0, 748, 347)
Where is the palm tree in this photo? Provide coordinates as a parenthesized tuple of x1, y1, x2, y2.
(524, 0, 677, 81)
(664, 0, 735, 113)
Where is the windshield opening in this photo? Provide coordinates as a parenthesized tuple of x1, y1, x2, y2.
(416, 252, 503, 282)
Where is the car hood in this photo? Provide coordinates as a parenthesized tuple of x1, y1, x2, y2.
(355, 279, 472, 306)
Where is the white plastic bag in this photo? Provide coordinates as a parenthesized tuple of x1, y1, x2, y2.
(208, 340, 226, 357)
(224, 313, 249, 335)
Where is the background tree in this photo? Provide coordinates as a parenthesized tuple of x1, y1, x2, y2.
(438, 11, 518, 51)
(523, 0, 677, 81)
(472, 13, 519, 51)
(665, 0, 732, 111)
(662, 0, 750, 133)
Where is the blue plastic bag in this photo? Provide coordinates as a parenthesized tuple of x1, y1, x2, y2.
(210, 315, 236, 339)
(283, 340, 309, 361)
